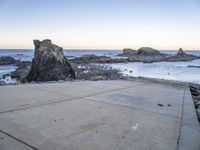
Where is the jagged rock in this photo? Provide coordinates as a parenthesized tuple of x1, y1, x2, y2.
(177, 48, 186, 56)
(24, 39, 75, 82)
(0, 56, 16, 65)
(167, 48, 199, 62)
(11, 61, 32, 80)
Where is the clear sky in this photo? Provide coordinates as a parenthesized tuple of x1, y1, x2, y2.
(0, 0, 200, 50)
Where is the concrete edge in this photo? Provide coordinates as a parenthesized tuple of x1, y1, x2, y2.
(177, 86, 200, 150)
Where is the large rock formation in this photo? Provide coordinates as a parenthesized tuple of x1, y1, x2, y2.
(167, 48, 199, 62)
(117, 47, 165, 57)
(25, 39, 75, 82)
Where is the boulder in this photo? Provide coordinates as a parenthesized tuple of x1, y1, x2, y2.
(0, 56, 16, 65)
(25, 39, 75, 82)
(11, 61, 32, 81)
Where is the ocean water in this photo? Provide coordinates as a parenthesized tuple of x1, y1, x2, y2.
(108, 60, 200, 84)
(0, 49, 200, 84)
(0, 49, 122, 61)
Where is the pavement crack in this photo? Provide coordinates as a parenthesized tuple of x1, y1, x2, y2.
(0, 83, 147, 114)
(0, 129, 38, 150)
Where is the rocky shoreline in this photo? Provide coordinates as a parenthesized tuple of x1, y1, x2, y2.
(0, 41, 200, 85)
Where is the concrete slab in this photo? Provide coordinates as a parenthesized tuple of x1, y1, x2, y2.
(87, 84, 185, 118)
(0, 98, 180, 150)
(0, 79, 199, 150)
(0, 84, 75, 113)
(0, 132, 34, 150)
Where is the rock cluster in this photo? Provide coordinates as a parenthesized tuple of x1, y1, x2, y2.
(117, 47, 199, 63)
(167, 48, 198, 62)
(24, 39, 75, 82)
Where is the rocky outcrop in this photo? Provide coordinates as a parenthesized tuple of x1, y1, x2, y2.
(137, 47, 164, 56)
(24, 39, 75, 82)
(117, 48, 137, 56)
(70, 54, 128, 64)
(167, 48, 199, 62)
(11, 61, 31, 80)
(0, 56, 18, 65)
(177, 48, 186, 56)
(71, 54, 112, 63)
(116, 47, 200, 63)
(117, 47, 166, 57)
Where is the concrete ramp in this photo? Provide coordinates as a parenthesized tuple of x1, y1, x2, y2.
(0, 79, 199, 150)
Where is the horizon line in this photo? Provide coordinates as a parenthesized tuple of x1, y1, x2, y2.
(0, 48, 200, 51)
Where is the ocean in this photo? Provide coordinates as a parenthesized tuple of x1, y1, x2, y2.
(1, 49, 200, 84)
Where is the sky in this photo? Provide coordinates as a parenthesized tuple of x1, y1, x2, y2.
(0, 0, 200, 50)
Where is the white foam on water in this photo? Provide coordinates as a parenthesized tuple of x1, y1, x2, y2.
(0, 65, 17, 84)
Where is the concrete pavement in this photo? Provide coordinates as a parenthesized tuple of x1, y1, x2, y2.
(0, 79, 199, 150)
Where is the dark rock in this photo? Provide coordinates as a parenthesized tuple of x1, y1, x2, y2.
(71, 63, 122, 81)
(137, 47, 163, 56)
(70, 54, 127, 64)
(190, 85, 200, 96)
(117, 48, 137, 56)
(11, 61, 32, 81)
(2, 73, 10, 79)
(24, 39, 75, 82)
(177, 48, 186, 56)
(187, 65, 200, 68)
(157, 103, 164, 107)
(167, 48, 199, 62)
(0, 56, 16, 65)
(117, 47, 167, 63)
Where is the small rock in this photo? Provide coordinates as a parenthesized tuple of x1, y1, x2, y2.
(157, 103, 164, 107)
